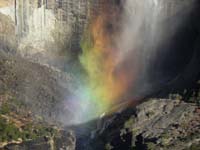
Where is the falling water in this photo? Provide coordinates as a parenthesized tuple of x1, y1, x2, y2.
(0, 0, 196, 125)
(66, 0, 196, 125)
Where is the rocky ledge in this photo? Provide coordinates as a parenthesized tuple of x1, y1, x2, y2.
(1, 130, 76, 150)
(81, 99, 200, 150)
(0, 98, 199, 150)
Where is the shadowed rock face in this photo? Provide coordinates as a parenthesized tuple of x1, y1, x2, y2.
(130, 0, 200, 98)
(0, 50, 73, 124)
(75, 99, 200, 150)
(1, 98, 199, 150)
(2, 130, 76, 150)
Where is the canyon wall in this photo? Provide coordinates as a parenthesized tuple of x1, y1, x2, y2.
(11, 0, 120, 69)
(0, 0, 199, 127)
(14, 0, 92, 67)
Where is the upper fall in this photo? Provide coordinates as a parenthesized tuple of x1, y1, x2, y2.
(0, 0, 198, 125)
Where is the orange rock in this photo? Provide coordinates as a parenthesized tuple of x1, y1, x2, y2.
(0, 0, 13, 8)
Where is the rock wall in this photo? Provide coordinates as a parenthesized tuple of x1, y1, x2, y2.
(12, 0, 120, 69)
(77, 99, 200, 150)
(2, 130, 76, 150)
(0, 12, 16, 54)
(14, 0, 94, 67)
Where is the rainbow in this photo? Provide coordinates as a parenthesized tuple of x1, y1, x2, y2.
(65, 0, 139, 123)
(71, 1, 136, 123)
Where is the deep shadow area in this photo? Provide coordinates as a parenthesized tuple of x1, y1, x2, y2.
(67, 2, 200, 149)
(66, 107, 137, 150)
(146, 1, 200, 98)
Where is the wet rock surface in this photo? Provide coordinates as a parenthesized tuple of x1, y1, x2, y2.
(0, 49, 199, 149)
(1, 98, 199, 150)
(78, 99, 200, 150)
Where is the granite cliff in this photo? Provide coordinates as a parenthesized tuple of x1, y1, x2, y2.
(0, 0, 200, 150)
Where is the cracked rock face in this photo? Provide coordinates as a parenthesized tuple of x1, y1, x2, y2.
(0, 13, 16, 54)
(81, 99, 200, 150)
(1, 97, 199, 150)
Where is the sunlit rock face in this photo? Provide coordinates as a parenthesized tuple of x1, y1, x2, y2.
(0, 0, 14, 20)
(0, 0, 13, 8)
(17, 5, 57, 56)
(11, 0, 94, 68)
(4, 0, 119, 69)
(0, 1, 16, 53)
(0, 12, 16, 53)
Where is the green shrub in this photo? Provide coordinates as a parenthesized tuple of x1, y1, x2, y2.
(0, 103, 10, 114)
(0, 117, 21, 142)
(186, 143, 200, 150)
